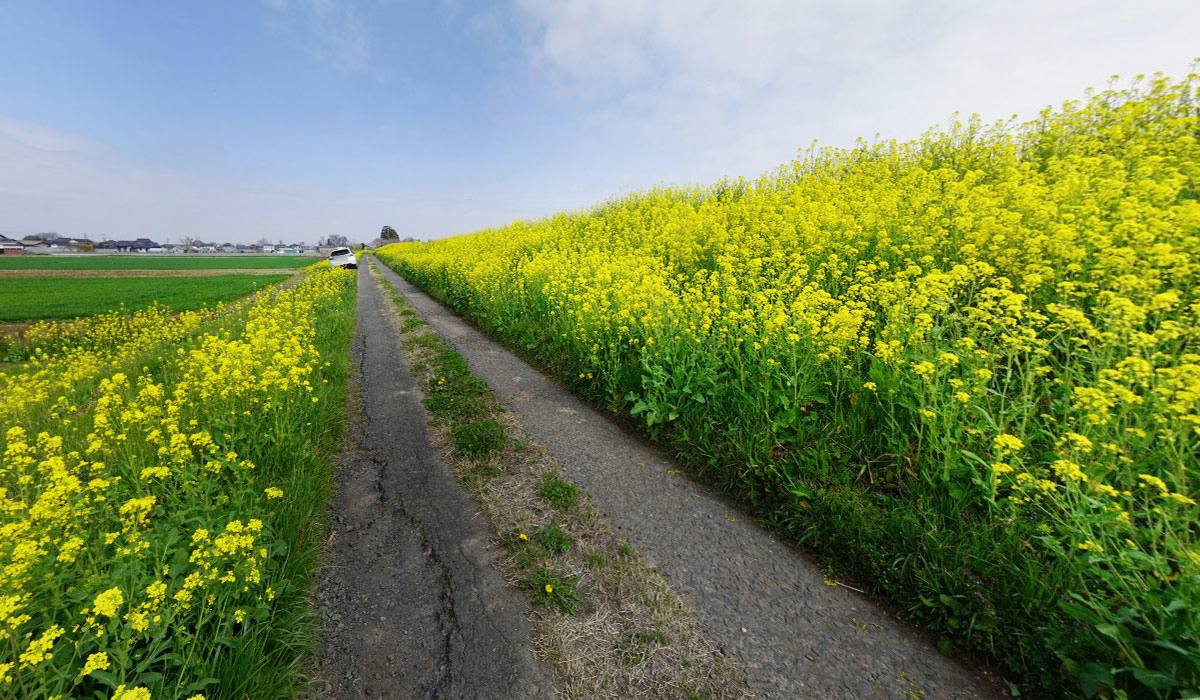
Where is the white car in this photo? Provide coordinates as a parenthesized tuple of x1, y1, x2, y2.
(328, 247, 357, 269)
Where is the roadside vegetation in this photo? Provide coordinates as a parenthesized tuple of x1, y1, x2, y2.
(0, 267, 356, 700)
(0, 255, 318, 271)
(375, 73, 1200, 698)
(0, 275, 289, 323)
(371, 261, 743, 699)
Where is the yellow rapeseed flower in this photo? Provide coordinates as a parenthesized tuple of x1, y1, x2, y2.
(93, 588, 124, 617)
(79, 651, 109, 677)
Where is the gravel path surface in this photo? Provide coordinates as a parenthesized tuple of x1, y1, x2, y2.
(314, 267, 555, 699)
(373, 257, 1003, 700)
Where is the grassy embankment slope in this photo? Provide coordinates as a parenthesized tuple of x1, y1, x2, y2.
(376, 73, 1200, 698)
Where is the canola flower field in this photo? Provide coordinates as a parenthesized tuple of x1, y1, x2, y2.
(376, 73, 1200, 698)
(0, 266, 356, 700)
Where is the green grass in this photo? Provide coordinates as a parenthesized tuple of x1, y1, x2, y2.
(538, 470, 580, 511)
(519, 566, 583, 615)
(0, 275, 289, 322)
(451, 419, 507, 457)
(535, 521, 575, 553)
(0, 255, 318, 270)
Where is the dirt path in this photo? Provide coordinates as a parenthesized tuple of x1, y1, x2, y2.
(313, 267, 555, 699)
(0, 268, 299, 278)
(371, 257, 1003, 700)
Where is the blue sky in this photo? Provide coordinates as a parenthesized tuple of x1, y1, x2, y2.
(1, 1, 1197, 244)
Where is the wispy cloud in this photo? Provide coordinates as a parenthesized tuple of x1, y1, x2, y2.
(0, 116, 100, 154)
(263, 0, 371, 71)
(513, 0, 1200, 182)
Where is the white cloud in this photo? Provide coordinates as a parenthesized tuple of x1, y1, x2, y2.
(514, 0, 1200, 183)
(263, 0, 371, 71)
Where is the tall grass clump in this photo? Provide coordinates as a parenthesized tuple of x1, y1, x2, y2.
(376, 71, 1200, 698)
(0, 267, 356, 699)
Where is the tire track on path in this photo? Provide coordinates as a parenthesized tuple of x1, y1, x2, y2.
(372, 256, 1003, 700)
(314, 266, 554, 699)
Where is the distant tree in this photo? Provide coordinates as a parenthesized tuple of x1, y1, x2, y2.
(319, 234, 351, 247)
(22, 235, 40, 241)
(380, 226, 399, 240)
(181, 236, 200, 252)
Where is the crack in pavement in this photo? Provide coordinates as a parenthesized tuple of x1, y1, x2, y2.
(313, 268, 555, 700)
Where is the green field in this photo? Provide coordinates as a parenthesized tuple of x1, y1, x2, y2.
(0, 254, 318, 270)
(0, 274, 290, 322)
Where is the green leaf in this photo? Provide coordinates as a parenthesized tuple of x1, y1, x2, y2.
(1131, 667, 1178, 690)
(788, 484, 816, 500)
(1059, 600, 1105, 627)
(1075, 662, 1113, 698)
(1095, 623, 1133, 645)
(89, 669, 118, 689)
(939, 593, 963, 612)
(182, 678, 220, 695)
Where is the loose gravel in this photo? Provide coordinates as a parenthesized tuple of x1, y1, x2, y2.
(372, 256, 1005, 700)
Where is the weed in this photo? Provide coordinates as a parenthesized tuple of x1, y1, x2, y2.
(451, 419, 506, 457)
(520, 566, 583, 615)
(411, 332, 442, 351)
(535, 521, 574, 553)
(539, 469, 579, 511)
(615, 628, 670, 666)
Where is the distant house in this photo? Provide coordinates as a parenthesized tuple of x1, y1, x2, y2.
(0, 235, 25, 255)
(45, 237, 91, 248)
(99, 238, 160, 252)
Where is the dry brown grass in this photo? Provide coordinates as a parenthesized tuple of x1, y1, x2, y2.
(371, 262, 750, 700)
